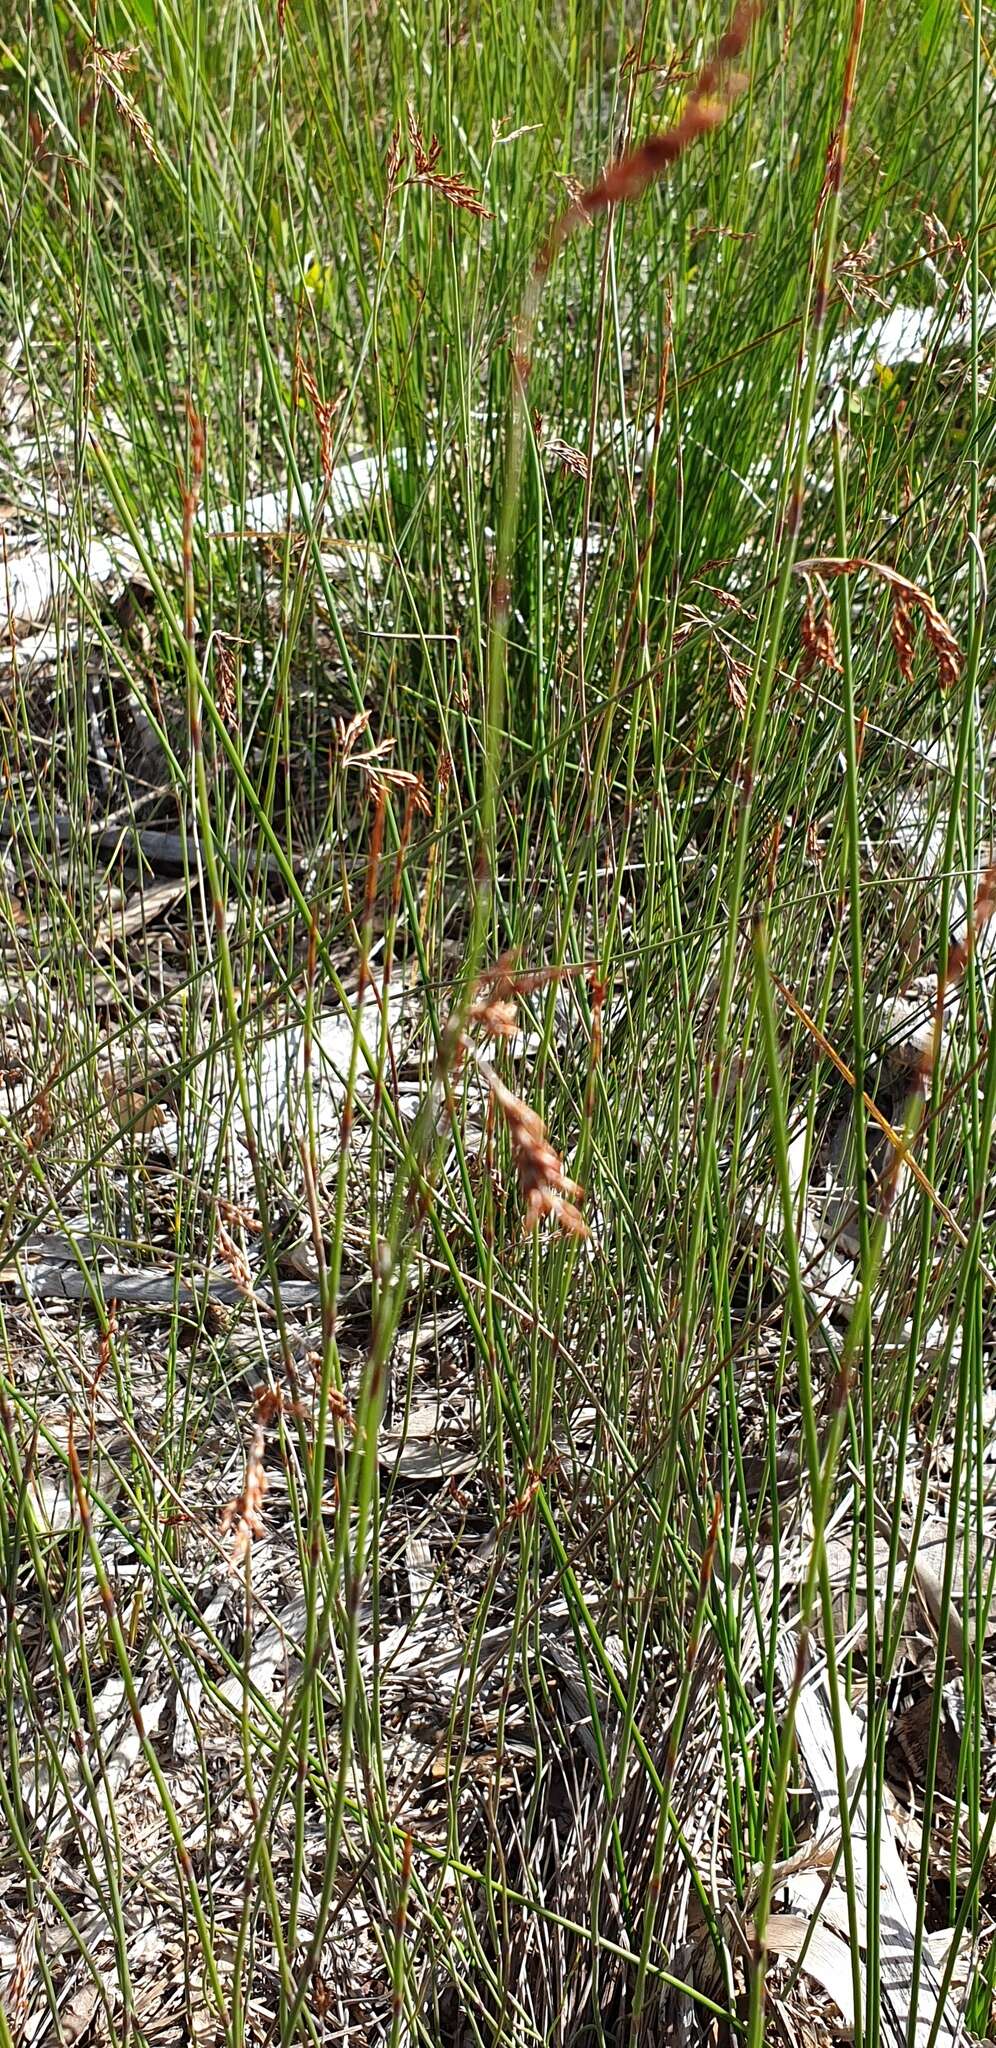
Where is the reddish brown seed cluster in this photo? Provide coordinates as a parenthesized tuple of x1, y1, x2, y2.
(476, 953, 595, 1002)
(294, 350, 345, 484)
(919, 595, 961, 693)
(540, 0, 761, 270)
(795, 576, 842, 687)
(220, 1385, 306, 1568)
(488, 1073, 589, 1238)
(93, 1300, 118, 1400)
(215, 1218, 255, 1297)
(212, 634, 238, 729)
(500, 1454, 561, 1529)
(543, 435, 591, 482)
(466, 995, 519, 1040)
(335, 709, 430, 814)
(794, 555, 961, 693)
(217, 1196, 264, 1236)
(82, 38, 157, 156)
(386, 105, 493, 218)
(891, 590, 916, 683)
(890, 582, 960, 692)
(458, 955, 601, 1238)
(221, 1419, 268, 1569)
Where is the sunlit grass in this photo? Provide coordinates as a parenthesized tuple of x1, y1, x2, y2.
(1, 0, 995, 2041)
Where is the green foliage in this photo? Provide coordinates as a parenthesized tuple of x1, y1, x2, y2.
(1, 0, 995, 2040)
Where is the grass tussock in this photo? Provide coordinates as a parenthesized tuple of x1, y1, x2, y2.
(1, 0, 995, 2044)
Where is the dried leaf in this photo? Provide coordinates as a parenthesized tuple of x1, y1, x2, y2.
(759, 1912, 856, 2028)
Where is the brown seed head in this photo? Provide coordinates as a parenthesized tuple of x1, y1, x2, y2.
(796, 577, 841, 686)
(891, 591, 916, 683)
(467, 996, 519, 1040)
(920, 595, 960, 692)
(488, 1072, 588, 1238)
(221, 1422, 268, 1568)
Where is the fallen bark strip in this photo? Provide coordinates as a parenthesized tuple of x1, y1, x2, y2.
(1, 1248, 327, 1314)
(0, 815, 287, 877)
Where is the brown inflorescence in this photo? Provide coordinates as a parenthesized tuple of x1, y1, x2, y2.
(795, 575, 841, 687)
(221, 1406, 271, 1569)
(457, 957, 605, 1235)
(335, 709, 430, 814)
(295, 350, 345, 484)
(487, 1071, 588, 1238)
(794, 554, 961, 693)
(891, 590, 916, 683)
(920, 594, 961, 693)
(540, 1, 761, 273)
(389, 104, 493, 218)
(466, 995, 520, 1040)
